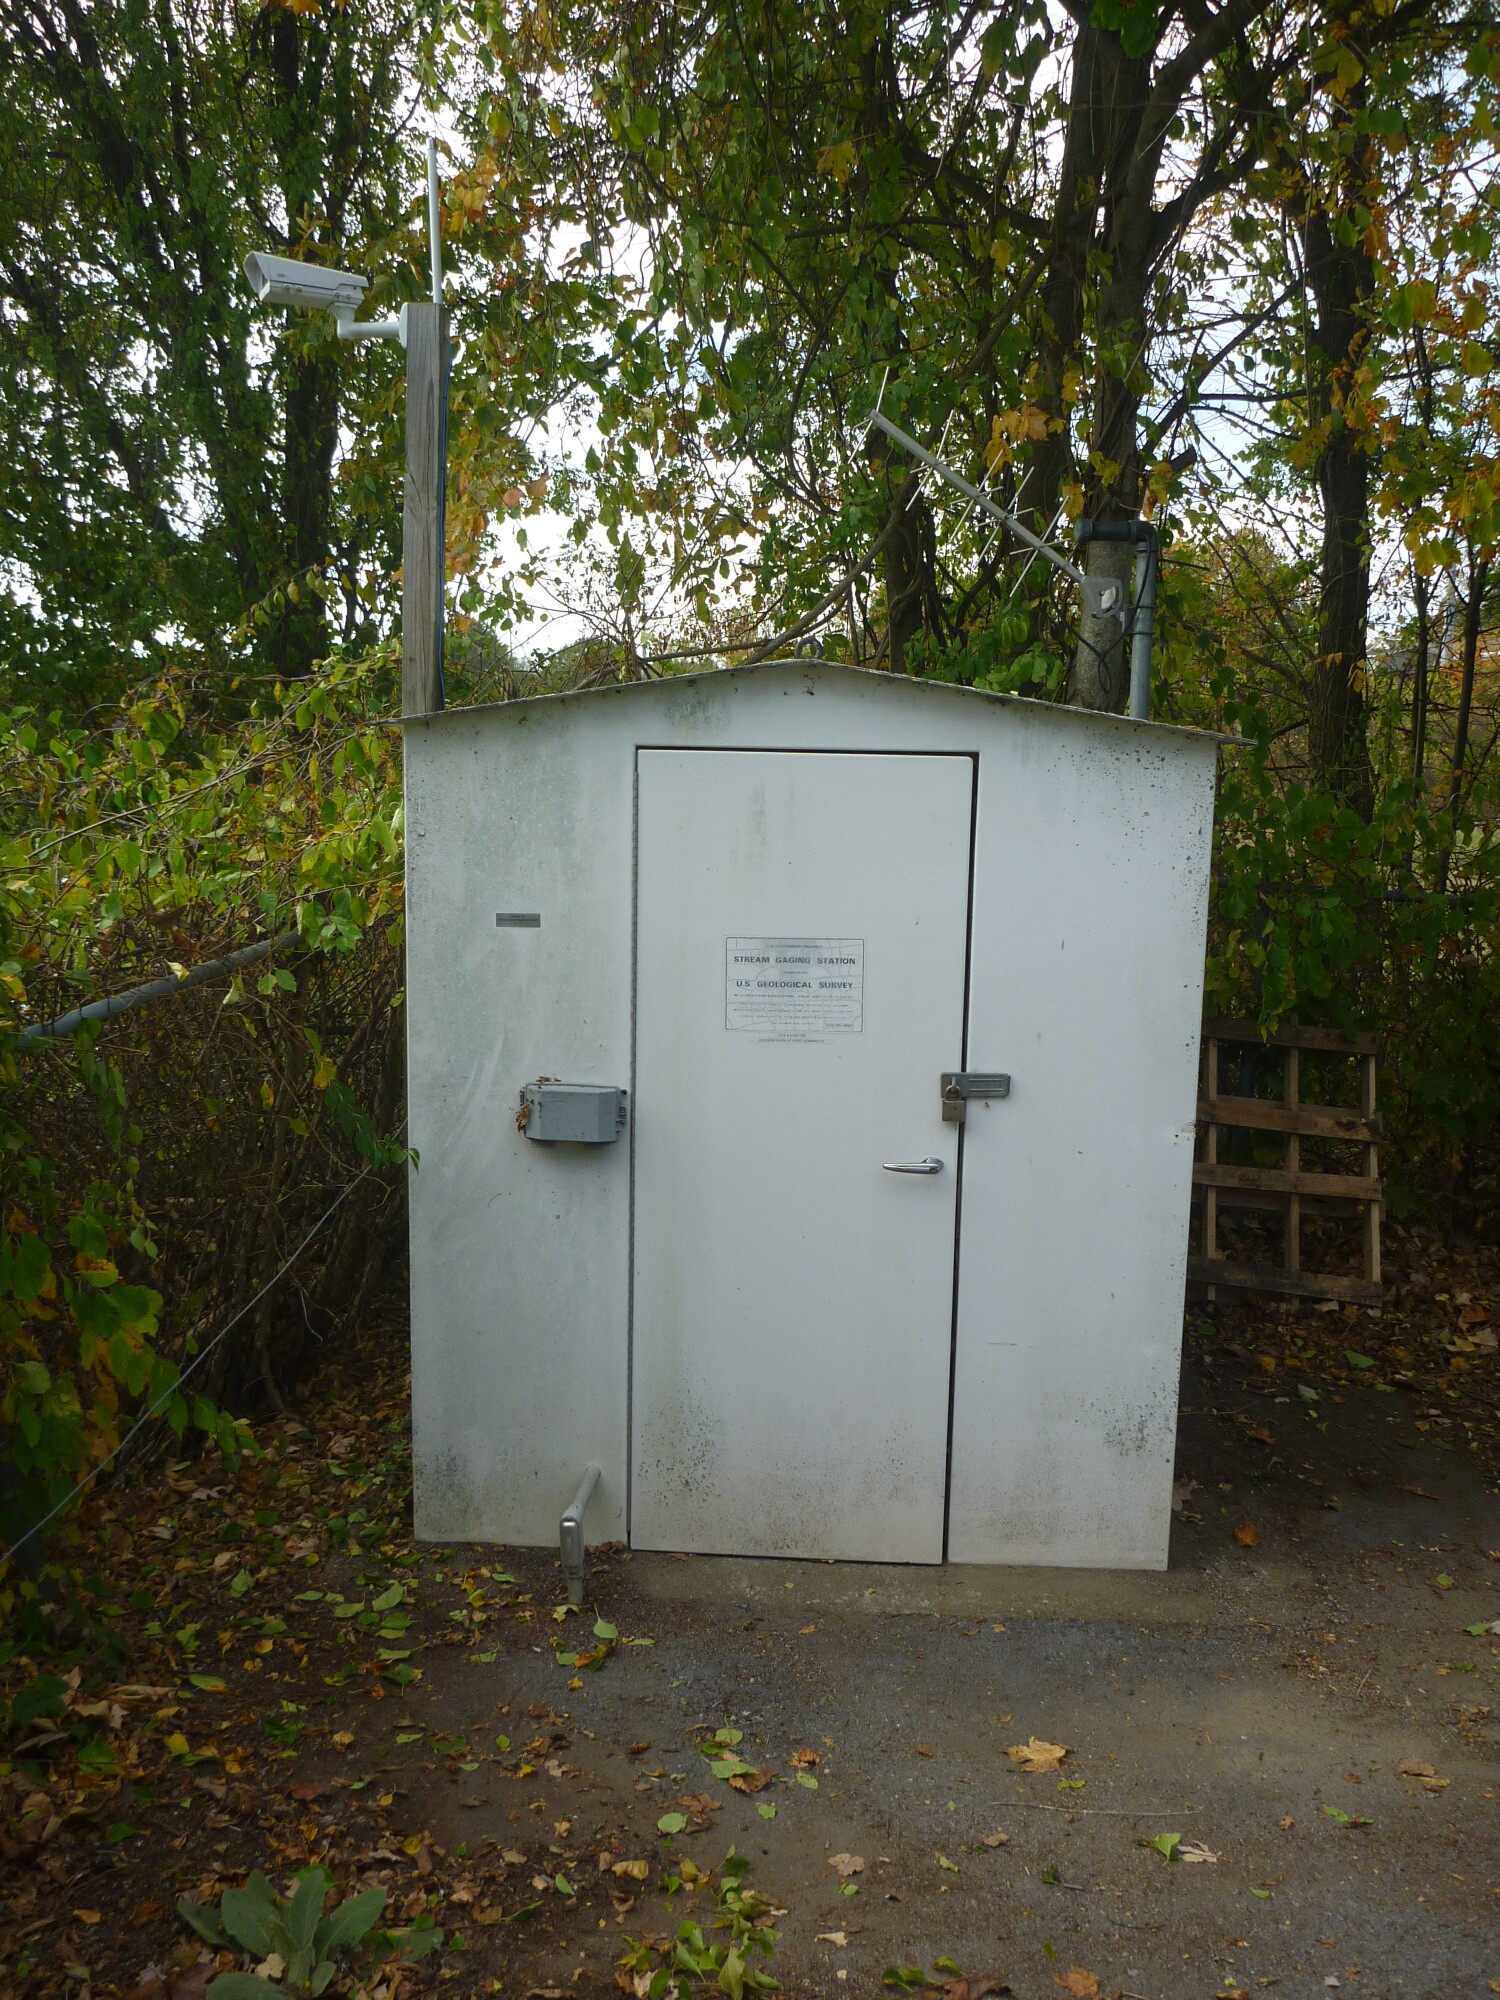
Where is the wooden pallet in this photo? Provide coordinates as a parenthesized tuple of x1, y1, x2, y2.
(1189, 1017, 1382, 1305)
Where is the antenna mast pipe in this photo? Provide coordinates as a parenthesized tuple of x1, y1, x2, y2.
(862, 410, 1089, 589)
(427, 137, 443, 303)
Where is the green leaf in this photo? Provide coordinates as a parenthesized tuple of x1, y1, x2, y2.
(177, 1900, 231, 1949)
(796, 1772, 818, 1789)
(1148, 1831, 1181, 1863)
(372, 1583, 403, 1612)
(554, 1873, 574, 1896)
(316, 1887, 386, 1956)
(188, 1674, 227, 1692)
(206, 1977, 283, 2000)
(1344, 1351, 1375, 1369)
(219, 1875, 281, 1958)
(757, 1804, 776, 1821)
(658, 1812, 688, 1836)
(593, 1619, 618, 1642)
(229, 1569, 253, 1598)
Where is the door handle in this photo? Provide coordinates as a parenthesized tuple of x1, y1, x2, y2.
(883, 1157, 945, 1175)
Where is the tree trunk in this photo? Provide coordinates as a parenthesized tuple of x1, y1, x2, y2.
(880, 490, 942, 673)
(1410, 565, 1431, 786)
(1067, 540, 1136, 708)
(1298, 67, 1377, 814)
(1448, 548, 1491, 815)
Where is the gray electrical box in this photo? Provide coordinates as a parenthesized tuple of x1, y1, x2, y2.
(520, 1081, 628, 1144)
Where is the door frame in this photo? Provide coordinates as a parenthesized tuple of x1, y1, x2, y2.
(625, 743, 981, 1560)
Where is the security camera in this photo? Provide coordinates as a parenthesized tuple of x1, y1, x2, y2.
(243, 250, 403, 343)
(243, 252, 370, 311)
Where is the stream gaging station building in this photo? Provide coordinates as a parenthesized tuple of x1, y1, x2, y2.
(404, 661, 1219, 1582)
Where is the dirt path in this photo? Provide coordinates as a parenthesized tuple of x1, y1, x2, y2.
(2, 1317, 1496, 2000)
(389, 1358, 1499, 2000)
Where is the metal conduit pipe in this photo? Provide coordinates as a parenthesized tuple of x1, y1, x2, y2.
(559, 1465, 601, 1606)
(19, 930, 305, 1045)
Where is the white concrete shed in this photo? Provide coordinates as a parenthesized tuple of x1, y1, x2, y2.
(404, 661, 1219, 1572)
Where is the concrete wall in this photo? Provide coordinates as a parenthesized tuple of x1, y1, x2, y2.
(404, 663, 1219, 1567)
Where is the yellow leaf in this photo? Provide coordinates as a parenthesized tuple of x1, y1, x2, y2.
(164, 1732, 191, 1758)
(612, 1859, 651, 1881)
(815, 138, 858, 186)
(1006, 1737, 1068, 1774)
(1055, 1971, 1099, 1999)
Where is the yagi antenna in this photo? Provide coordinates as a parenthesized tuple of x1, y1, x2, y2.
(861, 408, 1124, 625)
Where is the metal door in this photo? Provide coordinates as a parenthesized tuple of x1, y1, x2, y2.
(630, 749, 973, 1561)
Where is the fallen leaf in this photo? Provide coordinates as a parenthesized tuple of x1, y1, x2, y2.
(73, 1910, 102, 1925)
(727, 1765, 777, 1794)
(828, 1853, 865, 1878)
(916, 1743, 934, 1757)
(1247, 1425, 1275, 1445)
(501, 1848, 527, 1865)
(612, 1859, 650, 1881)
(1233, 1523, 1259, 1547)
(981, 1831, 1010, 1848)
(1171, 1477, 1198, 1513)
(1179, 1841, 1221, 1863)
(1006, 1737, 1068, 1774)
(790, 1747, 821, 1767)
(1397, 1758, 1435, 1778)
(816, 1932, 849, 1947)
(132, 1901, 163, 1927)
(627, 1741, 651, 1756)
(1055, 1972, 1099, 1999)
(332, 1731, 355, 1750)
(1421, 1776, 1451, 1792)
(1278, 1815, 1295, 1830)
(289, 1781, 330, 1802)
(1146, 1831, 1181, 1863)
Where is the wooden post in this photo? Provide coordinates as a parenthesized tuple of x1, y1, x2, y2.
(402, 301, 447, 717)
(1361, 1049, 1381, 1288)
(1284, 1044, 1301, 1275)
(1203, 1032, 1219, 1300)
